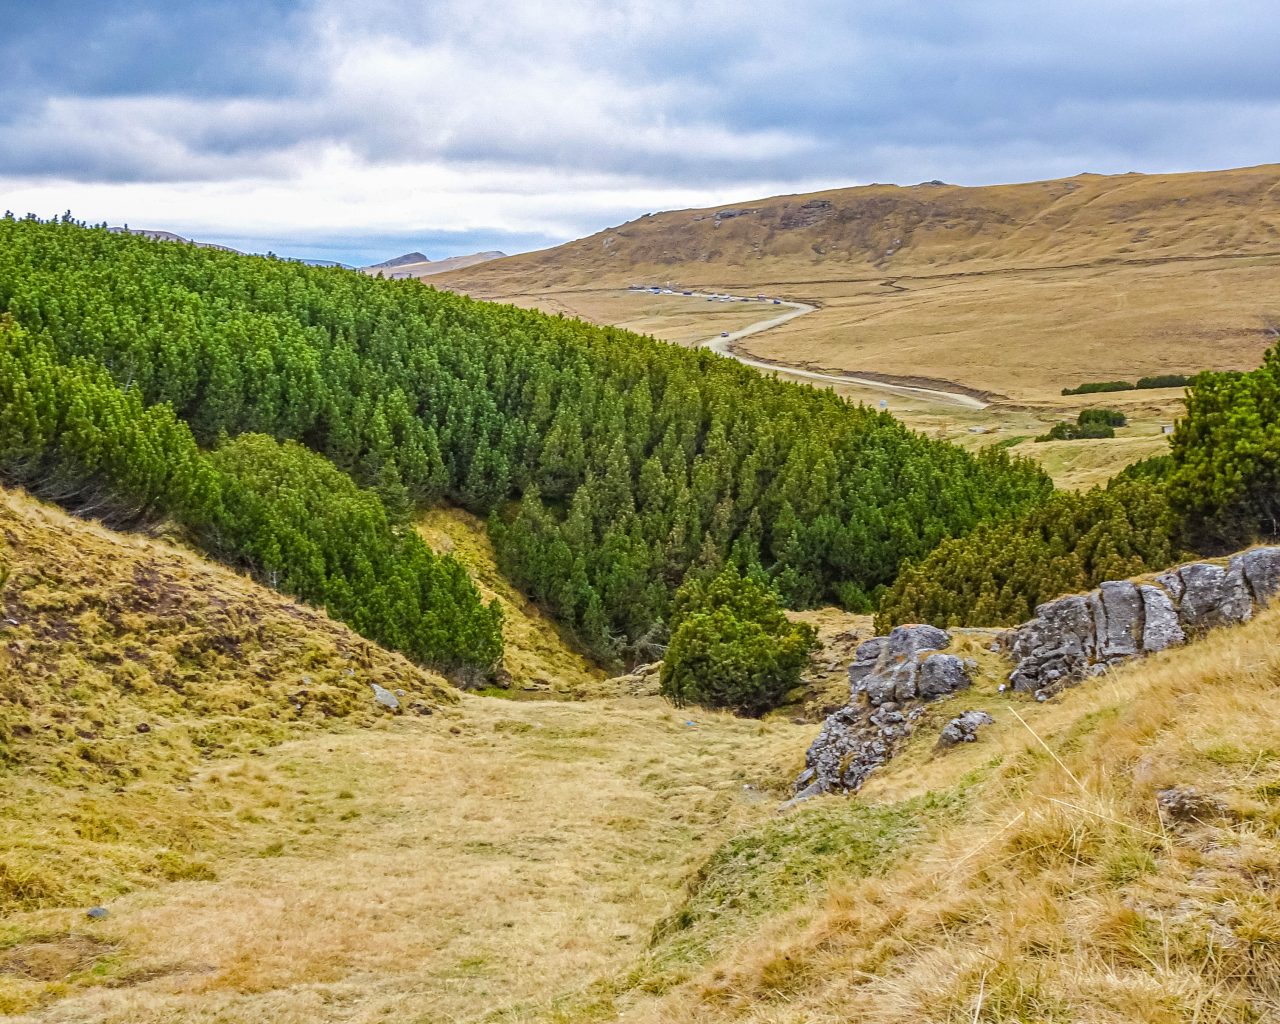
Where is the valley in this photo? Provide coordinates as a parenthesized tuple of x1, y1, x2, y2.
(437, 165, 1280, 486)
(11, 3, 1280, 1020)
(4, 176, 1280, 1023)
(4, 481, 1279, 1024)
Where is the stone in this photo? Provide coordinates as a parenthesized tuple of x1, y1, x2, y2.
(86, 906, 109, 920)
(1004, 593, 1096, 692)
(884, 623, 950, 659)
(136, 722, 151, 734)
(916, 654, 972, 699)
(1139, 585, 1185, 652)
(938, 710, 995, 748)
(1175, 562, 1253, 632)
(1156, 786, 1230, 823)
(1154, 568, 1185, 603)
(370, 683, 400, 711)
(1093, 581, 1143, 660)
(889, 660, 920, 703)
(847, 636, 887, 697)
(1234, 547, 1280, 605)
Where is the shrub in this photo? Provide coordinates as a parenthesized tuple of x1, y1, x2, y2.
(1168, 359, 1280, 550)
(660, 566, 818, 717)
(1078, 408, 1127, 428)
(876, 479, 1183, 630)
(1037, 409, 1126, 441)
(1061, 381, 1133, 396)
(1136, 374, 1190, 390)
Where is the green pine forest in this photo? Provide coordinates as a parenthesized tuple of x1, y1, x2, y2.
(0, 216, 1054, 672)
(2, 215, 1272, 679)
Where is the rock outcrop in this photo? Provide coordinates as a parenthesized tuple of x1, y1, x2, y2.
(1000, 547, 1280, 696)
(794, 547, 1280, 802)
(797, 625, 975, 796)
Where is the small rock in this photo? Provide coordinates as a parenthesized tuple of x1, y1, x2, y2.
(407, 701, 434, 716)
(937, 710, 995, 748)
(1156, 786, 1230, 823)
(86, 906, 109, 920)
(136, 723, 151, 734)
(394, 688, 406, 697)
(370, 683, 400, 711)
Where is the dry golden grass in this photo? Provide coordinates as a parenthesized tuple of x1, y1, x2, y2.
(600, 607, 1280, 1024)
(3, 697, 809, 1022)
(8, 482, 1280, 1023)
(0, 485, 453, 1000)
(417, 507, 605, 694)
(437, 164, 1280, 485)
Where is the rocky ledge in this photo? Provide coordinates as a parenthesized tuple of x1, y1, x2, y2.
(796, 546, 1280, 800)
(1000, 547, 1280, 696)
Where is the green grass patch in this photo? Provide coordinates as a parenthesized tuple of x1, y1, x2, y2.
(639, 785, 969, 987)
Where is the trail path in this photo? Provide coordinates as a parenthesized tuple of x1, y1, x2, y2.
(665, 289, 990, 409)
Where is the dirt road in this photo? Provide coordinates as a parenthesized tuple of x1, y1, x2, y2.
(678, 290, 990, 410)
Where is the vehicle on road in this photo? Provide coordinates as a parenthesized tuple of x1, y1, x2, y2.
(721, 331, 730, 337)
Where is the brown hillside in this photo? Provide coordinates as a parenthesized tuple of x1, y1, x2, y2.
(0, 486, 452, 923)
(436, 165, 1280, 424)
(442, 164, 1280, 288)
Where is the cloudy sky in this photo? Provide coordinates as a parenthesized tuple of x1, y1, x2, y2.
(3, 0, 1278, 265)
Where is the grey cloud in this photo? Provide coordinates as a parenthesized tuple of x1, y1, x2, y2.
(0, 0, 311, 104)
(5, 0, 1280, 207)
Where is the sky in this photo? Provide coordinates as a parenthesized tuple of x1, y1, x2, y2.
(3, 0, 1279, 266)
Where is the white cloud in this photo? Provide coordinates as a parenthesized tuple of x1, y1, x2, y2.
(4, 0, 1280, 258)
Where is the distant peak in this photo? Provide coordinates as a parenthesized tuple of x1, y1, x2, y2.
(368, 252, 431, 269)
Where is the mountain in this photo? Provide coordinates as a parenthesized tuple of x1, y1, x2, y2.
(433, 164, 1280, 410)
(363, 250, 506, 280)
(366, 251, 431, 270)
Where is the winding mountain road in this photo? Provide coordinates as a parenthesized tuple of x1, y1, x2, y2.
(663, 289, 989, 410)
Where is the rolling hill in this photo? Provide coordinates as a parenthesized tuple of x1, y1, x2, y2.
(435, 164, 1280, 469)
(6, 482, 1278, 1022)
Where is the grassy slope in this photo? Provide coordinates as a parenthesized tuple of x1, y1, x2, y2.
(417, 507, 605, 695)
(436, 163, 1280, 486)
(592, 612, 1280, 1024)
(0, 485, 456, 1011)
(8, 482, 1280, 1023)
(5, 697, 808, 1022)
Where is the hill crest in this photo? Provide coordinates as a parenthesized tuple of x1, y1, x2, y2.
(436, 162, 1280, 292)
